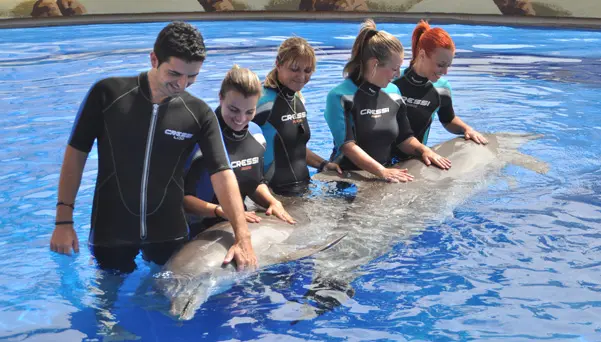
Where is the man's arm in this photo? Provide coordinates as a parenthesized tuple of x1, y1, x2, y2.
(210, 169, 257, 270)
(50, 146, 88, 255)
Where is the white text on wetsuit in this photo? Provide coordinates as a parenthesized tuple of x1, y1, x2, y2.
(360, 107, 390, 115)
(402, 96, 431, 107)
(231, 157, 260, 169)
(164, 129, 193, 140)
(281, 112, 307, 122)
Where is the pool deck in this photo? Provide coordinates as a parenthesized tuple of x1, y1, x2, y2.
(1, 11, 601, 30)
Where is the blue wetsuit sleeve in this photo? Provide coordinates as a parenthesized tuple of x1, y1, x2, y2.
(253, 89, 275, 126)
(183, 150, 215, 202)
(435, 80, 456, 124)
(324, 89, 354, 151)
(196, 107, 231, 176)
(68, 81, 104, 153)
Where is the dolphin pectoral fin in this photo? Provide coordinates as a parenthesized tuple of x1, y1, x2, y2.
(272, 234, 347, 264)
(494, 132, 545, 142)
(506, 151, 550, 174)
(290, 276, 355, 325)
(313, 169, 383, 185)
(99, 323, 141, 341)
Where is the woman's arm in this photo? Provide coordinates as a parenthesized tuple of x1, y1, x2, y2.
(250, 184, 295, 224)
(341, 142, 413, 182)
(443, 116, 488, 144)
(306, 148, 342, 174)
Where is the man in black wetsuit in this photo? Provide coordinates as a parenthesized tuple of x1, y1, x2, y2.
(49, 21, 257, 273)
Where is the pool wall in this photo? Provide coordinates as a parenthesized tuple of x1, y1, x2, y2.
(1, 0, 601, 29)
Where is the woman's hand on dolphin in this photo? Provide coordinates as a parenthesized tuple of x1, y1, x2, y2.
(244, 211, 262, 223)
(223, 237, 257, 271)
(464, 129, 488, 145)
(266, 201, 296, 224)
(324, 162, 343, 175)
(378, 167, 414, 183)
(50, 224, 79, 255)
(421, 149, 452, 170)
(218, 206, 261, 224)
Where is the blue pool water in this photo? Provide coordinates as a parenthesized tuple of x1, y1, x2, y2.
(1, 20, 601, 341)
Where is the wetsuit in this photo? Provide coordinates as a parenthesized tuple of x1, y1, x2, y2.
(391, 67, 455, 160)
(324, 77, 414, 170)
(253, 83, 311, 195)
(184, 107, 266, 236)
(69, 72, 230, 272)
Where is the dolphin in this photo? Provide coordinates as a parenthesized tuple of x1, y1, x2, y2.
(288, 133, 551, 318)
(155, 198, 347, 321)
(156, 133, 548, 322)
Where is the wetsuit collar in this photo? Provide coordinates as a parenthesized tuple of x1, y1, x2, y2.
(273, 81, 296, 101)
(215, 107, 248, 141)
(353, 78, 381, 96)
(404, 67, 429, 86)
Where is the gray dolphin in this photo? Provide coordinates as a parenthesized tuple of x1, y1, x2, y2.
(156, 200, 347, 321)
(157, 133, 548, 322)
(288, 133, 550, 318)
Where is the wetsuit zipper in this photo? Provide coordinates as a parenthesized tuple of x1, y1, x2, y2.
(140, 104, 159, 240)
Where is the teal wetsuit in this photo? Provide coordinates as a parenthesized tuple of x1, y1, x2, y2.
(324, 77, 414, 170)
(253, 83, 311, 195)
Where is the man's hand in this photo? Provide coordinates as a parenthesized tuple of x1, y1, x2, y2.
(50, 224, 80, 255)
(223, 236, 257, 271)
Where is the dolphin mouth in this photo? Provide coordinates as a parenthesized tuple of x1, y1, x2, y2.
(178, 298, 194, 321)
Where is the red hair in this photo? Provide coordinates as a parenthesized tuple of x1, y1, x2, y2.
(411, 20, 455, 66)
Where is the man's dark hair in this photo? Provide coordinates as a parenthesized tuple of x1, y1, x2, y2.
(154, 21, 207, 65)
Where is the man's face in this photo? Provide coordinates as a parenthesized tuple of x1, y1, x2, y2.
(150, 52, 202, 98)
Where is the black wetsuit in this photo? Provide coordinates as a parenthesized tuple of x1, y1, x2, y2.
(69, 72, 230, 272)
(324, 77, 414, 170)
(184, 107, 266, 236)
(253, 83, 311, 195)
(391, 67, 455, 160)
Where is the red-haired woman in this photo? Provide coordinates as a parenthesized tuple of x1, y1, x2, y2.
(392, 20, 488, 160)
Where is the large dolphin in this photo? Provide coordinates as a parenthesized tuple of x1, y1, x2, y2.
(155, 198, 347, 321)
(286, 133, 550, 318)
(156, 133, 548, 321)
